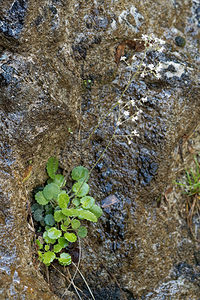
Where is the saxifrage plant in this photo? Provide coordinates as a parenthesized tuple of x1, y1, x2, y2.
(31, 157, 103, 267)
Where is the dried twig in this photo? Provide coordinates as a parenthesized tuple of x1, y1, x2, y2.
(46, 266, 50, 284)
(51, 264, 85, 298)
(72, 262, 95, 300)
(67, 268, 82, 300)
(67, 237, 82, 290)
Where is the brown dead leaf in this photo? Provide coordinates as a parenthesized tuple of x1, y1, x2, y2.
(115, 39, 145, 64)
(115, 43, 126, 65)
(22, 165, 32, 183)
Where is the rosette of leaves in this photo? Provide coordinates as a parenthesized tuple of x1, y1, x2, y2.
(31, 157, 103, 267)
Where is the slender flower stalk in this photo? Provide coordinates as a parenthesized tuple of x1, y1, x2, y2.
(85, 34, 165, 164)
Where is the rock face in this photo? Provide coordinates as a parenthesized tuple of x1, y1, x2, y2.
(0, 0, 199, 299)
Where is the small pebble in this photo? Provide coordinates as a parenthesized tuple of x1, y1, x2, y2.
(175, 36, 186, 47)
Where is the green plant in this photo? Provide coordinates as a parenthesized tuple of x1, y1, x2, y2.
(175, 155, 200, 240)
(83, 78, 93, 89)
(31, 157, 103, 267)
(176, 156, 200, 196)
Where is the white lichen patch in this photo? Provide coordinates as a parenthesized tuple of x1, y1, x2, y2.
(118, 5, 144, 32)
(130, 6, 144, 28)
(145, 278, 192, 299)
(110, 19, 116, 30)
(155, 61, 185, 79)
(118, 10, 129, 24)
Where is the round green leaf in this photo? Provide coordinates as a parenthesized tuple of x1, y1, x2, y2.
(80, 196, 95, 209)
(71, 166, 89, 182)
(31, 203, 43, 213)
(89, 204, 103, 218)
(58, 237, 68, 248)
(62, 208, 79, 217)
(54, 210, 66, 222)
(43, 231, 56, 244)
(53, 244, 63, 253)
(47, 178, 53, 184)
(58, 191, 69, 209)
(61, 224, 68, 231)
(33, 208, 44, 222)
(58, 253, 71, 266)
(35, 191, 49, 205)
(47, 227, 62, 239)
(71, 219, 81, 229)
(45, 245, 50, 251)
(78, 210, 97, 222)
(43, 183, 60, 200)
(72, 182, 89, 197)
(38, 250, 43, 261)
(46, 157, 59, 179)
(64, 232, 77, 243)
(78, 226, 88, 238)
(44, 214, 55, 226)
(64, 218, 70, 226)
(43, 251, 56, 265)
(72, 198, 80, 207)
(36, 239, 43, 249)
(40, 220, 45, 227)
(45, 204, 53, 214)
(53, 174, 66, 187)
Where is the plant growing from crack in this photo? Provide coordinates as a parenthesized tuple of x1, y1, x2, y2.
(176, 156, 200, 197)
(31, 157, 102, 267)
(175, 155, 200, 240)
(29, 33, 166, 298)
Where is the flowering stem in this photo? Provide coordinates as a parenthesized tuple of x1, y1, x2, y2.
(84, 48, 147, 148)
(89, 126, 118, 174)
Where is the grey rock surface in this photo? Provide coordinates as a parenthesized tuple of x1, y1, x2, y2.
(0, 0, 199, 299)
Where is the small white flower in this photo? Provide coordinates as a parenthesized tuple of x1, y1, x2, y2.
(154, 37, 160, 43)
(131, 115, 139, 122)
(120, 56, 127, 61)
(158, 39, 165, 45)
(132, 129, 140, 137)
(141, 34, 149, 41)
(137, 109, 143, 115)
(130, 99, 135, 106)
(148, 63, 155, 70)
(131, 55, 136, 61)
(128, 139, 132, 145)
(157, 46, 165, 52)
(118, 99, 123, 104)
(116, 121, 121, 126)
(140, 72, 145, 78)
(155, 73, 162, 79)
(123, 111, 130, 117)
(155, 63, 163, 72)
(141, 96, 148, 103)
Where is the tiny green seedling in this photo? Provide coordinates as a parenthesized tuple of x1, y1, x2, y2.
(68, 128, 73, 134)
(31, 157, 103, 267)
(83, 79, 93, 89)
